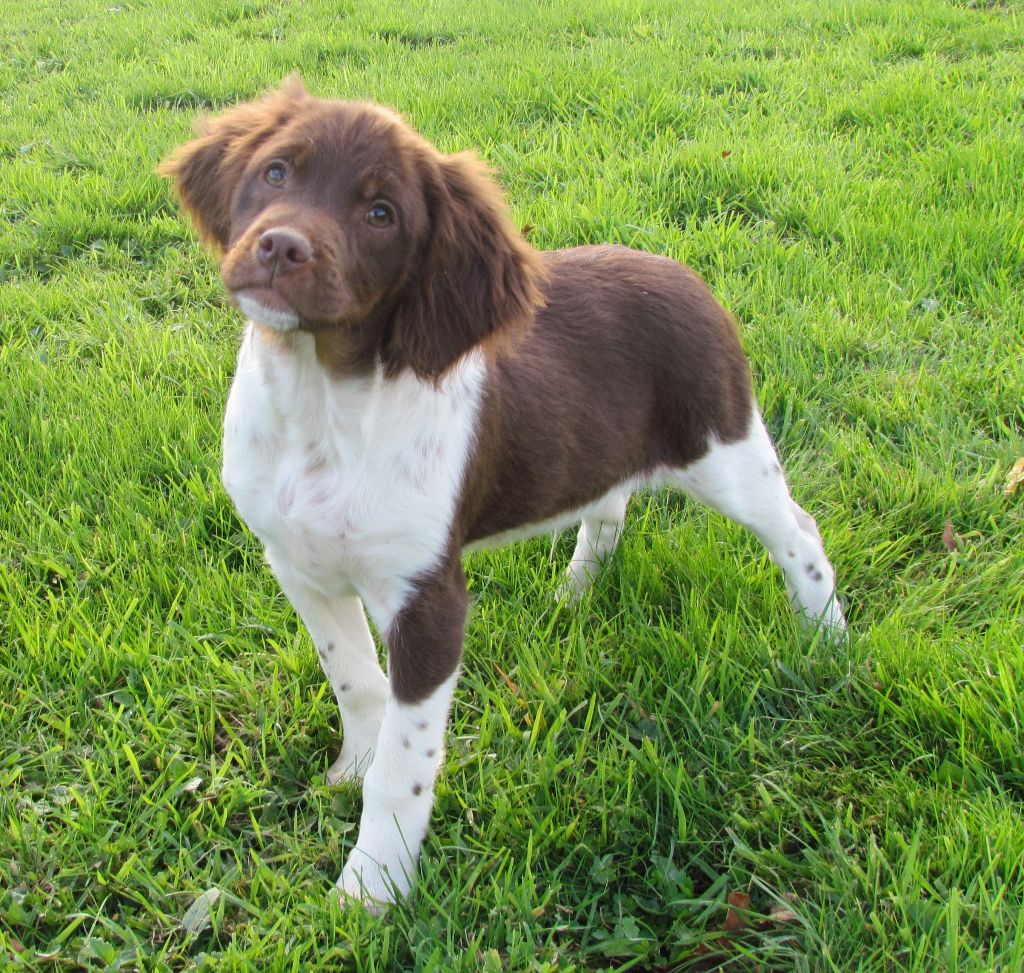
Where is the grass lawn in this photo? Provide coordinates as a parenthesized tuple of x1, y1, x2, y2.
(2, 0, 1023, 969)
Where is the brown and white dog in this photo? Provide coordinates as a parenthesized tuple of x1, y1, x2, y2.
(161, 78, 846, 908)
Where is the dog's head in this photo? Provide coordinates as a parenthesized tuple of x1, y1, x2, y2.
(160, 77, 544, 378)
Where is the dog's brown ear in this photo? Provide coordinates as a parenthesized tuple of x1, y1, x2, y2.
(158, 76, 308, 252)
(388, 152, 545, 380)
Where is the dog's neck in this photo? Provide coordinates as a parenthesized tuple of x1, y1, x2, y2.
(244, 325, 381, 445)
(242, 322, 486, 455)
(243, 294, 401, 381)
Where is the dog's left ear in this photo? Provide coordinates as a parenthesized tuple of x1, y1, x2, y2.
(388, 152, 545, 380)
(158, 76, 309, 252)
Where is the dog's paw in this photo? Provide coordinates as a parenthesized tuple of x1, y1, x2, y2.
(332, 880, 390, 916)
(820, 596, 849, 643)
(554, 577, 584, 606)
(798, 595, 848, 644)
(326, 744, 374, 785)
(554, 564, 595, 606)
(334, 846, 413, 913)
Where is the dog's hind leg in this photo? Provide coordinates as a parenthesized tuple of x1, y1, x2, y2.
(557, 489, 629, 602)
(665, 411, 847, 637)
(272, 563, 389, 783)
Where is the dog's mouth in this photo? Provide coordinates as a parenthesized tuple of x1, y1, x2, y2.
(231, 286, 304, 332)
(230, 284, 375, 336)
(222, 240, 373, 334)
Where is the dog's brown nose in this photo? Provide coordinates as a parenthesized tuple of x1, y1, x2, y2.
(257, 228, 313, 273)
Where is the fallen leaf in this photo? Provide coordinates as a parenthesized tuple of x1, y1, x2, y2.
(494, 663, 519, 695)
(1004, 458, 1024, 497)
(723, 891, 750, 932)
(181, 887, 221, 936)
(721, 149, 732, 158)
(942, 519, 961, 552)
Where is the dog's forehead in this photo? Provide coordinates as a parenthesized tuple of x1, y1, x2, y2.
(275, 101, 418, 179)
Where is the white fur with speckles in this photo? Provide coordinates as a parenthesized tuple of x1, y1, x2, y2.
(222, 325, 485, 630)
(337, 670, 459, 908)
(662, 413, 846, 633)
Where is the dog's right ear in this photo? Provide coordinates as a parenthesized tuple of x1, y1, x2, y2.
(158, 76, 308, 252)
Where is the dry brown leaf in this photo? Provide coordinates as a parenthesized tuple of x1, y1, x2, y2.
(942, 519, 961, 552)
(723, 890, 750, 932)
(769, 904, 799, 923)
(1004, 458, 1024, 497)
(494, 663, 519, 695)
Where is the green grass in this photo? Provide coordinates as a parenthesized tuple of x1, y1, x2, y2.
(2, 0, 1023, 969)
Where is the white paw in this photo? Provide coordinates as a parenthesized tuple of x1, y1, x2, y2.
(554, 578, 584, 606)
(335, 846, 414, 912)
(555, 563, 596, 605)
(326, 741, 375, 785)
(797, 595, 848, 644)
(819, 596, 848, 642)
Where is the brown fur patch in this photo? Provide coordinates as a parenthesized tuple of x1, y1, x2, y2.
(457, 245, 753, 546)
(382, 151, 547, 381)
(386, 556, 468, 704)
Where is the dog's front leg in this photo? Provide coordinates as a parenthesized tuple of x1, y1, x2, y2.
(338, 557, 467, 909)
(270, 561, 389, 783)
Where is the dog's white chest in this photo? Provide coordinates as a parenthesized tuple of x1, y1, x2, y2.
(220, 328, 484, 620)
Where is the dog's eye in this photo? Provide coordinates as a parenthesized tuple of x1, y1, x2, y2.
(366, 202, 394, 228)
(265, 163, 287, 187)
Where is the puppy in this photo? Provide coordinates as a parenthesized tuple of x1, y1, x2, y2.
(160, 77, 846, 908)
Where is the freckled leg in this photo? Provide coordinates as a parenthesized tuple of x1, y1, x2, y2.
(667, 411, 847, 637)
(271, 561, 388, 783)
(557, 490, 629, 602)
(337, 559, 466, 909)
